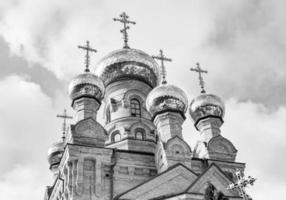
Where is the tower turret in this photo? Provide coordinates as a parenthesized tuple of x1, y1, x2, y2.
(68, 41, 105, 122)
(189, 63, 224, 142)
(97, 13, 158, 153)
(189, 63, 237, 161)
(146, 50, 188, 142)
(146, 50, 192, 173)
(67, 41, 107, 147)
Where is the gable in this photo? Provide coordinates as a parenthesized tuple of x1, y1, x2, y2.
(116, 164, 197, 200)
(186, 164, 239, 197)
(165, 136, 192, 157)
(70, 117, 107, 147)
(208, 136, 237, 162)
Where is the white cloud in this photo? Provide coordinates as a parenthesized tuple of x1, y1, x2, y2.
(0, 165, 48, 200)
(0, 75, 71, 199)
(1, 0, 286, 106)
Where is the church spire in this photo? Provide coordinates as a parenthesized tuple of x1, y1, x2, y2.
(190, 62, 208, 93)
(78, 40, 97, 72)
(152, 49, 172, 85)
(113, 12, 136, 49)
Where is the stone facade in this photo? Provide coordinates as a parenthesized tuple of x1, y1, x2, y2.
(45, 46, 247, 200)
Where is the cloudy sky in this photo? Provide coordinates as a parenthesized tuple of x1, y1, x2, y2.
(0, 0, 285, 199)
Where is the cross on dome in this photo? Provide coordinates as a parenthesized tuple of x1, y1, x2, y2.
(227, 170, 256, 200)
(152, 49, 172, 85)
(190, 62, 208, 93)
(78, 40, 97, 72)
(56, 109, 73, 141)
(113, 12, 136, 49)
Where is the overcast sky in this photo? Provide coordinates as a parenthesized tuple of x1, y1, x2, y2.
(0, 0, 285, 199)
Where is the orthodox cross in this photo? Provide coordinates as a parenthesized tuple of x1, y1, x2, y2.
(227, 170, 256, 200)
(190, 62, 208, 93)
(152, 49, 172, 84)
(56, 109, 73, 141)
(78, 40, 97, 72)
(113, 12, 136, 49)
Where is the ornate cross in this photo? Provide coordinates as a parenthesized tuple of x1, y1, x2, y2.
(78, 40, 97, 72)
(56, 109, 73, 141)
(190, 62, 208, 93)
(113, 12, 136, 49)
(227, 170, 256, 200)
(152, 49, 172, 84)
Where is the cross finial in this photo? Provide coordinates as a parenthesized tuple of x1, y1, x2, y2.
(190, 62, 208, 93)
(78, 40, 97, 72)
(56, 109, 73, 141)
(113, 12, 136, 49)
(227, 169, 256, 200)
(152, 49, 172, 84)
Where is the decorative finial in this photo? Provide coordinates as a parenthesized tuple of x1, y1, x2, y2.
(190, 62, 208, 93)
(227, 169, 256, 200)
(113, 12, 136, 49)
(152, 49, 172, 85)
(78, 40, 97, 72)
(56, 109, 73, 141)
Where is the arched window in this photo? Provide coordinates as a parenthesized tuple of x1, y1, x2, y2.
(135, 128, 145, 140)
(112, 131, 121, 143)
(130, 99, 141, 117)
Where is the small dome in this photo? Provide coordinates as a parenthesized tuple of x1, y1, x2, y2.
(146, 84, 188, 118)
(47, 141, 65, 166)
(189, 93, 225, 125)
(68, 72, 105, 103)
(96, 48, 160, 88)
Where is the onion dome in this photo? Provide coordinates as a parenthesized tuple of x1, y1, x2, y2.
(68, 71, 105, 105)
(47, 141, 65, 169)
(189, 93, 225, 126)
(96, 48, 160, 88)
(146, 84, 188, 119)
(146, 49, 188, 119)
(189, 62, 225, 126)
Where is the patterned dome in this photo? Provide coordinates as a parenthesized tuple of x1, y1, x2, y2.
(68, 72, 105, 103)
(146, 84, 188, 118)
(47, 141, 65, 167)
(96, 48, 160, 88)
(189, 93, 225, 125)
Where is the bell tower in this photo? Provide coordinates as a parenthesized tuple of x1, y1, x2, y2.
(146, 49, 192, 173)
(189, 63, 237, 162)
(96, 13, 158, 153)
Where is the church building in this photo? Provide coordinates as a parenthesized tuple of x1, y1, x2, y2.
(44, 12, 254, 200)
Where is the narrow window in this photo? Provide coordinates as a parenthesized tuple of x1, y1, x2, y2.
(130, 98, 141, 117)
(105, 106, 111, 124)
(135, 128, 145, 140)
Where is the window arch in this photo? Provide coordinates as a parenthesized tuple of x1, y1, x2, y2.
(130, 98, 141, 117)
(112, 130, 121, 143)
